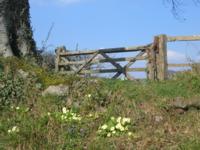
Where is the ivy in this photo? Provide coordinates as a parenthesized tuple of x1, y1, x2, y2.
(0, 71, 25, 107)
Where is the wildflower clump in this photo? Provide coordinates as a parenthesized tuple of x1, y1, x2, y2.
(98, 116, 133, 137)
(8, 126, 20, 134)
(10, 105, 29, 113)
(55, 107, 82, 122)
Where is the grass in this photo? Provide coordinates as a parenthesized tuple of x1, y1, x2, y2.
(1, 58, 200, 149)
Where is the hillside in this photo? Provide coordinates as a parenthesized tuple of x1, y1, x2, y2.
(1, 58, 200, 150)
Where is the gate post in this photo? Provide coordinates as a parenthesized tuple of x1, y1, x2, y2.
(147, 45, 156, 80)
(156, 34, 168, 80)
(55, 47, 60, 72)
(55, 46, 65, 72)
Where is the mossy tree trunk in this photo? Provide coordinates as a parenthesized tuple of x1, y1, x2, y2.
(0, 0, 36, 57)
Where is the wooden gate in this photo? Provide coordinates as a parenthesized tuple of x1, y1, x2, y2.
(55, 34, 200, 80)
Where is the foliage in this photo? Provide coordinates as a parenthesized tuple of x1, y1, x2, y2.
(0, 71, 25, 107)
(98, 117, 133, 137)
(52, 107, 82, 123)
(1, 58, 200, 149)
(40, 51, 55, 71)
(68, 78, 109, 111)
(0, 57, 77, 88)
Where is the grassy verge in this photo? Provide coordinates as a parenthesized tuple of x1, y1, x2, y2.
(1, 58, 200, 149)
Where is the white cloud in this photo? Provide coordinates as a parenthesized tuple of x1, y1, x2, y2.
(30, 0, 83, 6)
(167, 50, 186, 62)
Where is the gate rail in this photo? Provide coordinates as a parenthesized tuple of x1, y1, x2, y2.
(55, 34, 200, 80)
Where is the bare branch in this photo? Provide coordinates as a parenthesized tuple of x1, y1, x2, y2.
(164, 0, 200, 19)
(41, 23, 55, 52)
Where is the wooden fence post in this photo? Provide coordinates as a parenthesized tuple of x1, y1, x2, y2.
(55, 47, 60, 72)
(147, 45, 156, 80)
(55, 47, 66, 72)
(156, 34, 168, 80)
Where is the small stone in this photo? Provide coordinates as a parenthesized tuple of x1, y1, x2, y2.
(42, 84, 69, 96)
(155, 116, 163, 122)
(175, 108, 185, 114)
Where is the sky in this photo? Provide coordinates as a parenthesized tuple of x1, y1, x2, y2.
(29, 0, 200, 78)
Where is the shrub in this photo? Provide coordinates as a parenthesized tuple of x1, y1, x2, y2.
(0, 72, 25, 107)
(40, 52, 55, 71)
(68, 78, 109, 111)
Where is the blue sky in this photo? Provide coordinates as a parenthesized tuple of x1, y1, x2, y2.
(29, 0, 200, 77)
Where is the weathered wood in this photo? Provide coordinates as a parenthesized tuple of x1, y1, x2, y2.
(60, 68, 146, 74)
(75, 52, 99, 74)
(123, 51, 146, 79)
(56, 45, 148, 79)
(100, 52, 124, 78)
(58, 56, 147, 65)
(156, 34, 168, 81)
(55, 52, 60, 72)
(56, 34, 200, 80)
(124, 71, 135, 80)
(112, 72, 122, 79)
(55, 47, 63, 72)
(61, 57, 77, 71)
(59, 44, 151, 56)
(147, 38, 159, 80)
(124, 51, 146, 68)
(147, 46, 156, 80)
(100, 53, 123, 70)
(168, 35, 200, 42)
(168, 63, 193, 67)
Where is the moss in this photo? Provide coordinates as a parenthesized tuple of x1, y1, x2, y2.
(0, 57, 78, 87)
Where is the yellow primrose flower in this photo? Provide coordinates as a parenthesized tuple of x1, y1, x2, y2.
(117, 117, 122, 123)
(88, 113, 93, 117)
(116, 123, 122, 129)
(111, 117, 115, 121)
(62, 107, 67, 114)
(72, 116, 77, 120)
(87, 94, 92, 98)
(116, 123, 125, 131)
(107, 133, 111, 137)
(97, 129, 102, 133)
(8, 129, 11, 133)
(125, 126, 128, 131)
(11, 126, 19, 132)
(16, 107, 20, 110)
(110, 127, 115, 131)
(122, 118, 131, 125)
(112, 130, 116, 134)
(73, 116, 81, 121)
(128, 132, 133, 136)
(101, 124, 108, 130)
(120, 126, 125, 131)
(124, 118, 131, 123)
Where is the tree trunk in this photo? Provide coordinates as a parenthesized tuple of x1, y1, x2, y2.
(0, 0, 36, 57)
